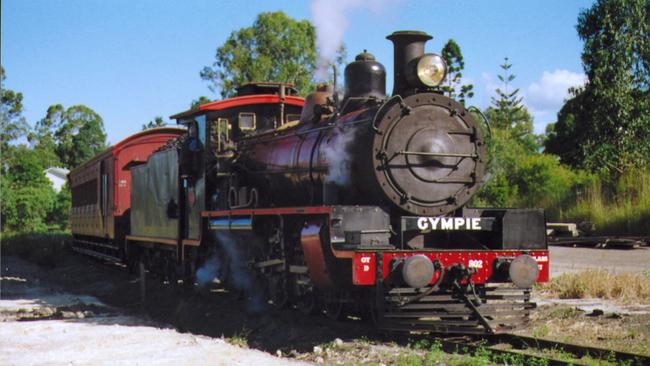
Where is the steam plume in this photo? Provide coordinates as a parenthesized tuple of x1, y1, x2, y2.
(310, 0, 390, 80)
(195, 232, 266, 314)
(323, 126, 357, 186)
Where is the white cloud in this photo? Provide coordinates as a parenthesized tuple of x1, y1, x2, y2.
(480, 72, 499, 106)
(527, 69, 586, 110)
(525, 69, 586, 133)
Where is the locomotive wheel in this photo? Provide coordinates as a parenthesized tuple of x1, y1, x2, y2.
(322, 290, 344, 320)
(362, 292, 382, 327)
(297, 291, 318, 315)
(267, 275, 288, 309)
(125, 244, 140, 275)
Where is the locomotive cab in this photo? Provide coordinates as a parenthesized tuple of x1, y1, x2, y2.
(170, 82, 305, 212)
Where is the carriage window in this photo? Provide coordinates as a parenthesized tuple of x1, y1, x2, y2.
(239, 113, 256, 131)
(71, 179, 98, 207)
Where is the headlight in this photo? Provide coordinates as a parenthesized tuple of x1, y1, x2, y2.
(416, 54, 447, 87)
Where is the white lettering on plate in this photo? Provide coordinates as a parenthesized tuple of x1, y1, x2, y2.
(417, 217, 428, 230)
(417, 217, 483, 230)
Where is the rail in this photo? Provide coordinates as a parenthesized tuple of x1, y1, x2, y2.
(548, 235, 649, 249)
(430, 333, 650, 366)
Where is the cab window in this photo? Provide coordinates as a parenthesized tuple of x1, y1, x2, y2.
(210, 118, 232, 153)
(239, 113, 256, 131)
(181, 116, 206, 146)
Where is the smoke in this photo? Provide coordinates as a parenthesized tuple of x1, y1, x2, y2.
(322, 126, 357, 186)
(310, 0, 390, 80)
(196, 254, 221, 287)
(195, 232, 266, 314)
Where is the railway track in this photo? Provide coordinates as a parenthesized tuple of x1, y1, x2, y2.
(547, 235, 650, 249)
(431, 333, 650, 365)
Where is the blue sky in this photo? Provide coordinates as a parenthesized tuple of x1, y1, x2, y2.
(2, 0, 593, 144)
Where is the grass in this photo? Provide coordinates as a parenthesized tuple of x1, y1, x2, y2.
(538, 270, 650, 303)
(1, 232, 72, 267)
(562, 169, 650, 235)
(226, 327, 251, 348)
(396, 341, 540, 366)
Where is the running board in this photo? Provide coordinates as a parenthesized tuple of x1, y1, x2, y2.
(72, 246, 121, 263)
(72, 241, 122, 263)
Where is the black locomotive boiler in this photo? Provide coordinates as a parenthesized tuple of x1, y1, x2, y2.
(71, 30, 549, 334)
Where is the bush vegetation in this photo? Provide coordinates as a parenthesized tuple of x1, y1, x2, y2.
(1, 232, 72, 267)
(564, 170, 650, 235)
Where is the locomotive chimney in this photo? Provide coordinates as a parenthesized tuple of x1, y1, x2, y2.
(386, 30, 433, 96)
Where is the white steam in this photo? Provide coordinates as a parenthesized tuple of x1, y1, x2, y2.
(310, 0, 390, 80)
(323, 127, 357, 186)
(195, 232, 266, 314)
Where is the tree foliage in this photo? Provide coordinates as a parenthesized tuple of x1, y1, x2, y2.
(440, 39, 474, 105)
(1, 73, 104, 232)
(489, 58, 524, 127)
(545, 0, 650, 173)
(0, 146, 58, 232)
(29, 104, 107, 169)
(1, 67, 29, 151)
(200, 11, 318, 97)
(47, 183, 71, 230)
(484, 58, 539, 154)
(191, 96, 211, 109)
(142, 116, 166, 130)
(474, 58, 562, 210)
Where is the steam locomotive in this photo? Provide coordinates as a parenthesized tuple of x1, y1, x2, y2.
(70, 30, 549, 334)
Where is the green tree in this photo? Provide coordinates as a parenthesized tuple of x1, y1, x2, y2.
(191, 96, 211, 109)
(200, 11, 318, 97)
(7, 145, 51, 186)
(545, 0, 650, 173)
(484, 58, 539, 153)
(0, 146, 57, 232)
(31, 104, 107, 169)
(28, 105, 62, 168)
(0, 175, 17, 229)
(47, 183, 71, 230)
(474, 58, 541, 207)
(489, 58, 523, 128)
(473, 128, 526, 207)
(440, 39, 474, 105)
(1, 67, 29, 152)
(513, 154, 585, 216)
(13, 185, 57, 232)
(544, 87, 591, 168)
(142, 116, 166, 130)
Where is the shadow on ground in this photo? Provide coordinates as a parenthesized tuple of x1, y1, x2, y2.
(1, 253, 379, 354)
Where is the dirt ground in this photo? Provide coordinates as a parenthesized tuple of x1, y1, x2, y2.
(2, 244, 649, 365)
(0, 255, 315, 365)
